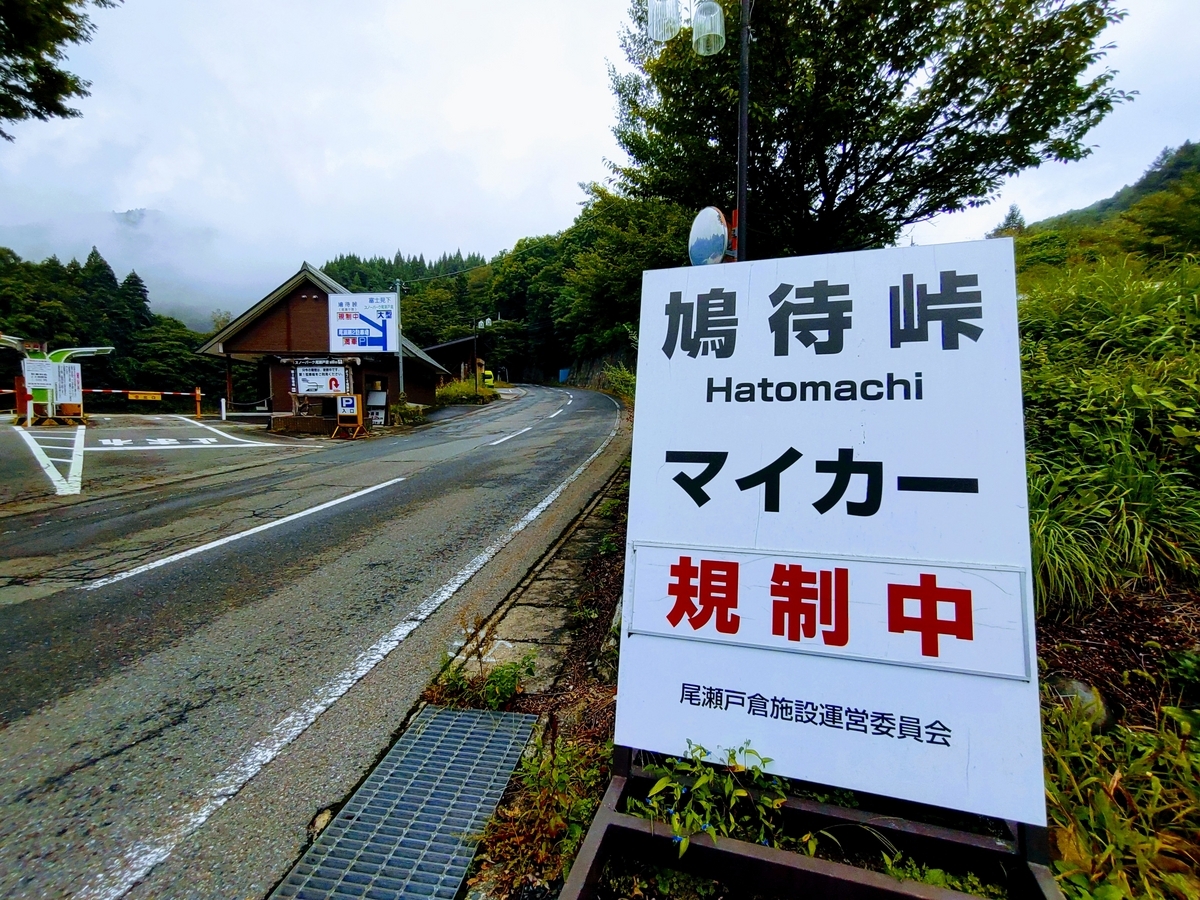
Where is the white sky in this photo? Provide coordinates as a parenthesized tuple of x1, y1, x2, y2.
(0, 1, 1196, 326)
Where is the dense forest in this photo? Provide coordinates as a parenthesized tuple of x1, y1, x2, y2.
(0, 247, 251, 408)
(3, 141, 1196, 404)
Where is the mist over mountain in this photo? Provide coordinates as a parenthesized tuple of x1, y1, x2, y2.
(0, 209, 300, 331)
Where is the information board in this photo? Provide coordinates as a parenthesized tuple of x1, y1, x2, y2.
(55, 362, 82, 405)
(615, 238, 1044, 825)
(328, 293, 398, 353)
(21, 359, 54, 389)
(294, 365, 348, 395)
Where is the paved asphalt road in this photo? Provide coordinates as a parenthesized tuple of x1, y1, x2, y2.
(0, 386, 626, 899)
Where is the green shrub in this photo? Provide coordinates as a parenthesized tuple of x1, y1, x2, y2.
(603, 362, 636, 400)
(435, 378, 498, 406)
(388, 402, 426, 426)
(1043, 699, 1200, 900)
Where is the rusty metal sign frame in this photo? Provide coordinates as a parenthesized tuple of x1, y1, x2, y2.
(559, 746, 1063, 900)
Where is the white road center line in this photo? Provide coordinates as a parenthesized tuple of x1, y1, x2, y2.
(488, 426, 532, 446)
(15, 426, 85, 495)
(79, 419, 620, 900)
(548, 409, 563, 419)
(81, 477, 407, 591)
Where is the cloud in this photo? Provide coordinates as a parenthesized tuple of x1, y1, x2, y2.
(0, 0, 630, 317)
(1, 0, 1194, 317)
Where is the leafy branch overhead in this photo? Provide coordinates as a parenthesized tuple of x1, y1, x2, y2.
(612, 0, 1130, 257)
(0, 0, 122, 140)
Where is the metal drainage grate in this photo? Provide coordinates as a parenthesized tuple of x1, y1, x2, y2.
(271, 706, 537, 900)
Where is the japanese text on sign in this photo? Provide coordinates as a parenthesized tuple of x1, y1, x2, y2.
(616, 239, 1043, 825)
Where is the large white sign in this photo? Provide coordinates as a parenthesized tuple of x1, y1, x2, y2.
(328, 292, 399, 353)
(294, 365, 348, 395)
(21, 359, 55, 389)
(54, 362, 82, 405)
(615, 238, 1044, 825)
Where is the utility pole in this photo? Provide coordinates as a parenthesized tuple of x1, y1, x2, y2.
(736, 0, 751, 262)
(392, 280, 406, 408)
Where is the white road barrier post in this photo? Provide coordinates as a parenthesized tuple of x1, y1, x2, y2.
(220, 398, 227, 420)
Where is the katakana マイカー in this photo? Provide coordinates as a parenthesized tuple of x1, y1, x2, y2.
(666, 447, 979, 515)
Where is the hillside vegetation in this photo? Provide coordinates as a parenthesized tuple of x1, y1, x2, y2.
(0, 247, 249, 407)
(996, 144, 1200, 900)
(999, 144, 1200, 618)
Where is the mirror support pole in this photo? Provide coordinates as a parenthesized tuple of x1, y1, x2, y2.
(736, 0, 751, 262)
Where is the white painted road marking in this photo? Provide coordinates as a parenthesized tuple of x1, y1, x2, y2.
(78, 420, 620, 900)
(548, 409, 563, 419)
(84, 444, 290, 452)
(488, 426, 532, 446)
(171, 414, 269, 445)
(15, 426, 85, 495)
(82, 477, 408, 591)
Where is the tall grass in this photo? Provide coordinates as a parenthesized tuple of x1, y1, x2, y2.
(1043, 700, 1200, 900)
(1021, 259, 1200, 617)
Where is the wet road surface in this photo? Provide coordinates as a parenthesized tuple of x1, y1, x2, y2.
(0, 386, 626, 899)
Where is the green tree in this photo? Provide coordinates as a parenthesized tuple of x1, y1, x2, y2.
(1120, 172, 1200, 258)
(989, 204, 1027, 238)
(0, 0, 121, 140)
(558, 186, 690, 357)
(612, 0, 1127, 258)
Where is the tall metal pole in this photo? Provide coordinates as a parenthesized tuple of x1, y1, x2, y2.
(392, 280, 406, 409)
(736, 0, 751, 261)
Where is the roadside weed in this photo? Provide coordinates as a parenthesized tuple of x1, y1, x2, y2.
(602, 362, 636, 400)
(880, 851, 1008, 899)
(473, 729, 611, 895)
(1043, 697, 1200, 899)
(626, 741, 789, 856)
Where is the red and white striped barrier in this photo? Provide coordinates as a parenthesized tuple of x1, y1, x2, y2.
(83, 388, 203, 396)
(79, 387, 204, 417)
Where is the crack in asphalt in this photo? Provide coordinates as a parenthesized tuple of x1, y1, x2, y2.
(12, 687, 226, 805)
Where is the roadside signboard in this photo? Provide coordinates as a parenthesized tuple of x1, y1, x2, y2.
(615, 238, 1044, 825)
(295, 365, 349, 395)
(21, 359, 55, 390)
(329, 292, 398, 353)
(55, 363, 82, 405)
(337, 394, 359, 416)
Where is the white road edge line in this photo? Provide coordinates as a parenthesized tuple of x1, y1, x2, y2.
(488, 426, 532, 446)
(14, 426, 84, 495)
(79, 418, 620, 900)
(170, 414, 272, 445)
(81, 477, 408, 591)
